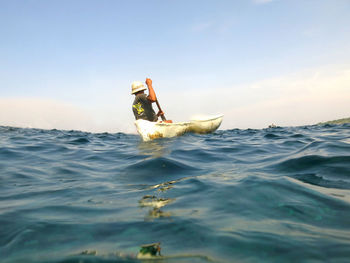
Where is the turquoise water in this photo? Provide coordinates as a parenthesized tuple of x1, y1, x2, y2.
(1, 124, 350, 263)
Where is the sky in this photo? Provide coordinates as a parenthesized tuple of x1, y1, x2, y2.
(0, 0, 349, 133)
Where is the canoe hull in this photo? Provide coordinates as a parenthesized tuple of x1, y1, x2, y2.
(135, 115, 223, 141)
(188, 115, 224, 134)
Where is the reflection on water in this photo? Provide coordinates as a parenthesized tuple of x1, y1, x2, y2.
(149, 180, 179, 191)
(137, 242, 162, 258)
(146, 208, 172, 220)
(139, 180, 178, 221)
(139, 195, 175, 209)
(138, 140, 172, 158)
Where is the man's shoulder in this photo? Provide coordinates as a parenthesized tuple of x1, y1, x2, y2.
(139, 93, 148, 98)
(135, 93, 148, 102)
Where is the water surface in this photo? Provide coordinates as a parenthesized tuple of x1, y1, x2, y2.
(1, 124, 350, 262)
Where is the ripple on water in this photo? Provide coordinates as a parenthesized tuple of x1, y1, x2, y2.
(120, 157, 200, 184)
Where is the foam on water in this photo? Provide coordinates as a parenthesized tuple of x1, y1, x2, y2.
(0, 124, 350, 262)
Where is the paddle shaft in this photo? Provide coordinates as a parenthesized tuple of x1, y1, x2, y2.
(155, 100, 166, 121)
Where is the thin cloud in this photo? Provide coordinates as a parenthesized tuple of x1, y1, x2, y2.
(190, 20, 236, 35)
(161, 64, 350, 129)
(0, 98, 95, 132)
(190, 21, 214, 33)
(253, 0, 275, 4)
(220, 65, 350, 128)
(0, 97, 138, 134)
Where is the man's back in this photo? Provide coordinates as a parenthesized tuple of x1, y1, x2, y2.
(132, 93, 157, 122)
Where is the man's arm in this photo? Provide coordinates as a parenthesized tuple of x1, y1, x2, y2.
(145, 78, 157, 102)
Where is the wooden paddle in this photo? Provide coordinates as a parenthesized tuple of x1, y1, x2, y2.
(155, 100, 166, 121)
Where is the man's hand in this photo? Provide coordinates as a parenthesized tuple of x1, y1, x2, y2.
(145, 78, 152, 86)
(157, 110, 164, 117)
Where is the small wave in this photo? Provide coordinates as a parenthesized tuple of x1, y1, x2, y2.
(172, 148, 222, 163)
(264, 133, 282, 139)
(68, 137, 91, 145)
(272, 155, 350, 188)
(0, 147, 26, 159)
(289, 133, 305, 138)
(292, 173, 350, 189)
(275, 155, 350, 172)
(121, 157, 200, 184)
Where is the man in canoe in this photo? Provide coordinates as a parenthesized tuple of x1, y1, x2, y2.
(131, 78, 171, 122)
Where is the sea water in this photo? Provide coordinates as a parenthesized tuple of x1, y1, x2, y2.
(0, 124, 350, 263)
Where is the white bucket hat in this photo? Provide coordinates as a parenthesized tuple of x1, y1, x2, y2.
(131, 81, 147, 95)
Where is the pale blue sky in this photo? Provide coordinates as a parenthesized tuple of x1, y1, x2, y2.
(1, 0, 350, 132)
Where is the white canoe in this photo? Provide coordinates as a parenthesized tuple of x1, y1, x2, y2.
(135, 115, 223, 141)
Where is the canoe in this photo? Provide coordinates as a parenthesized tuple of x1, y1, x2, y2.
(135, 115, 223, 141)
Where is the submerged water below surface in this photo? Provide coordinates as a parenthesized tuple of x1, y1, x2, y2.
(0, 124, 350, 262)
